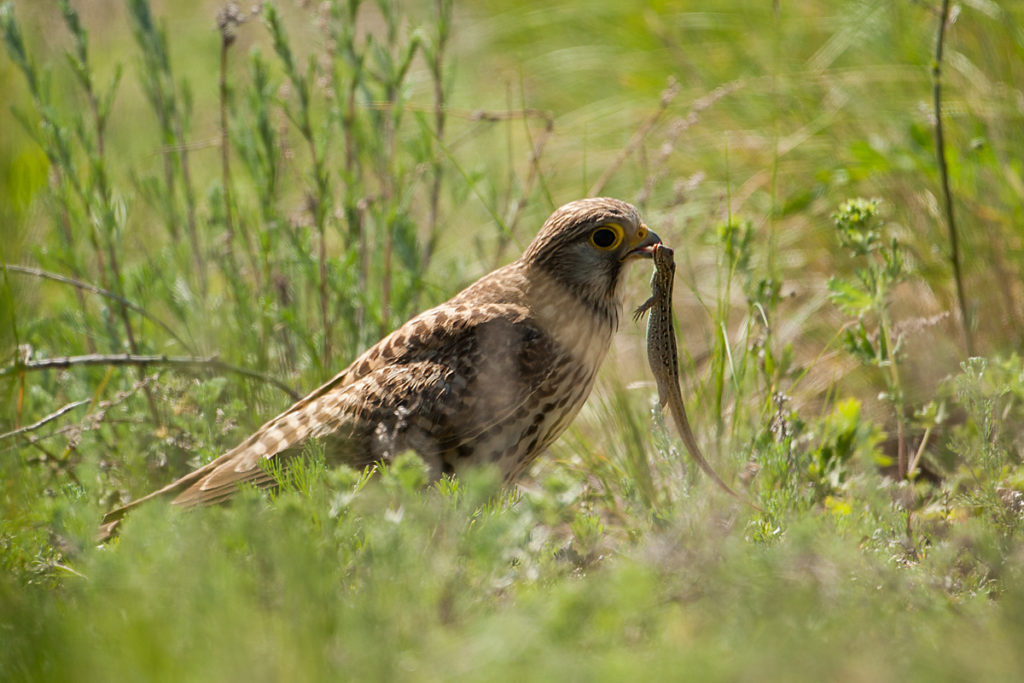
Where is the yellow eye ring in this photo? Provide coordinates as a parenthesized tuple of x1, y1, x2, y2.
(590, 223, 624, 251)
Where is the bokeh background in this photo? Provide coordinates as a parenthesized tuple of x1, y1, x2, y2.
(3, 1, 1024, 680)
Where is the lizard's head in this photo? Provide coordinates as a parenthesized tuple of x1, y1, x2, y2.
(652, 243, 675, 267)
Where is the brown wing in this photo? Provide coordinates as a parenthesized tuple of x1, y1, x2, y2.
(101, 300, 558, 531)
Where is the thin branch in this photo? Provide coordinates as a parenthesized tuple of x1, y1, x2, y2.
(932, 0, 973, 356)
(2, 353, 301, 400)
(588, 78, 680, 198)
(906, 425, 933, 477)
(217, 7, 238, 251)
(1, 375, 156, 454)
(464, 107, 552, 123)
(364, 100, 553, 124)
(0, 398, 91, 442)
(422, 0, 451, 275)
(504, 116, 554, 238)
(2, 263, 195, 353)
(637, 80, 742, 207)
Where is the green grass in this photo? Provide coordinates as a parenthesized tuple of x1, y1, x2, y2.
(3, 0, 1024, 680)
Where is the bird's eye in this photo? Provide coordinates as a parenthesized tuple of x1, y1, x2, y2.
(589, 224, 624, 250)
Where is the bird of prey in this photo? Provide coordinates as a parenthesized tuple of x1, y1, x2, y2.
(99, 197, 660, 538)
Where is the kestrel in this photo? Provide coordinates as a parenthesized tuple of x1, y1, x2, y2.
(100, 197, 660, 538)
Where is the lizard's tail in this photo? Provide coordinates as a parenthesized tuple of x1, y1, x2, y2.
(665, 400, 763, 512)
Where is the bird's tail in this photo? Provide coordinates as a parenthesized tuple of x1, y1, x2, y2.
(96, 449, 247, 542)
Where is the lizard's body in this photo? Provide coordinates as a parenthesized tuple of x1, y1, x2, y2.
(634, 245, 742, 501)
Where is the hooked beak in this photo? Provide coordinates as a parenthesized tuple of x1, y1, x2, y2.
(622, 227, 662, 261)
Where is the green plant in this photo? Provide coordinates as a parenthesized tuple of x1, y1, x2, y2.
(828, 198, 912, 477)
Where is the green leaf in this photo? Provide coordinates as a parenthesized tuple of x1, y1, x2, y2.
(827, 276, 872, 316)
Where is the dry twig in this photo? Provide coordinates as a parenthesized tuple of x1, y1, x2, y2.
(2, 353, 300, 400)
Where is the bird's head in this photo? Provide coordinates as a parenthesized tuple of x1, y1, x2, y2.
(520, 197, 661, 318)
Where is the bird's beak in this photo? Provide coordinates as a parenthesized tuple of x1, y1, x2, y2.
(622, 226, 662, 261)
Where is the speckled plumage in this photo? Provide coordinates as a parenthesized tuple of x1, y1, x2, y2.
(100, 198, 659, 535)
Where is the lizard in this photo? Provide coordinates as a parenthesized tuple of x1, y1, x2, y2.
(633, 244, 748, 504)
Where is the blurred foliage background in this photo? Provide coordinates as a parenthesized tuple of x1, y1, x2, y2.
(2, 1, 1024, 680)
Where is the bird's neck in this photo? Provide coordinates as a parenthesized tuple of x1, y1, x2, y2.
(518, 262, 621, 370)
